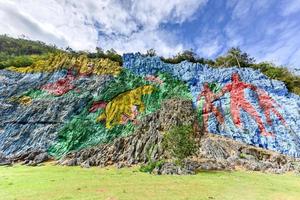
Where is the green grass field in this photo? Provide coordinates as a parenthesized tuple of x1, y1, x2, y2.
(0, 163, 299, 200)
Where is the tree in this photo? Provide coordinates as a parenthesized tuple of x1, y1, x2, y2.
(161, 49, 197, 64)
(145, 49, 156, 57)
(229, 48, 242, 68)
(215, 47, 255, 68)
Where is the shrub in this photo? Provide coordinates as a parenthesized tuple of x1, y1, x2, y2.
(139, 160, 165, 173)
(161, 50, 214, 65)
(0, 55, 33, 69)
(163, 125, 197, 160)
(239, 153, 247, 159)
(87, 48, 123, 65)
(253, 62, 300, 95)
(0, 34, 58, 56)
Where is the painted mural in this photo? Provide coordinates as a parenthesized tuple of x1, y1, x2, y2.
(95, 85, 155, 129)
(0, 53, 300, 159)
(123, 53, 300, 157)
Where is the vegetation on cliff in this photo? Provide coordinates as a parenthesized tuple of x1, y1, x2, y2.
(1, 35, 298, 94)
(160, 48, 300, 95)
(163, 125, 197, 161)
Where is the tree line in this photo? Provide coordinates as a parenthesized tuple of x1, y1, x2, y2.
(0, 35, 299, 95)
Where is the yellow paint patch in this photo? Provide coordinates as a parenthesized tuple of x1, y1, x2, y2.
(8, 53, 121, 76)
(19, 96, 32, 105)
(96, 85, 155, 129)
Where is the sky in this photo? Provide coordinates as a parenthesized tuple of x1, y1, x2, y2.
(0, 0, 300, 73)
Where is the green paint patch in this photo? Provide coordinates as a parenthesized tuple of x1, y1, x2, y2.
(1, 165, 300, 200)
(24, 89, 53, 99)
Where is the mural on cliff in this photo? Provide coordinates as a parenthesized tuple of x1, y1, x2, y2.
(123, 53, 300, 157)
(0, 53, 300, 159)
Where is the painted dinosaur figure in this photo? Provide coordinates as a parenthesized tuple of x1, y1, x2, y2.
(257, 89, 286, 126)
(96, 85, 155, 129)
(197, 83, 224, 132)
(217, 72, 273, 137)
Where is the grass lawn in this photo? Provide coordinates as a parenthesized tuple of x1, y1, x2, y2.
(0, 163, 299, 200)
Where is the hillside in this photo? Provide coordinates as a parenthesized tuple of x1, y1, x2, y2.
(0, 36, 300, 174)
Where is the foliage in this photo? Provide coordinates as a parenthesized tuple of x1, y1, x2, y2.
(145, 48, 157, 57)
(161, 50, 214, 65)
(252, 62, 300, 95)
(139, 160, 165, 173)
(1, 35, 299, 95)
(0, 34, 59, 56)
(0, 54, 51, 69)
(214, 47, 255, 68)
(0, 35, 59, 69)
(163, 125, 196, 160)
(161, 47, 300, 95)
(87, 47, 123, 65)
(0, 55, 33, 69)
(6, 52, 121, 75)
(239, 153, 247, 159)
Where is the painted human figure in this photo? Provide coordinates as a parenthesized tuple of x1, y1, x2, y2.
(41, 69, 76, 96)
(257, 89, 286, 126)
(218, 73, 273, 137)
(197, 83, 224, 132)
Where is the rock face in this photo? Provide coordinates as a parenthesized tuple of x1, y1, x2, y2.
(0, 153, 11, 166)
(10, 150, 51, 166)
(59, 99, 196, 167)
(1, 52, 300, 172)
(189, 134, 300, 174)
(0, 69, 110, 158)
(123, 53, 300, 157)
(59, 99, 300, 174)
(61, 132, 300, 174)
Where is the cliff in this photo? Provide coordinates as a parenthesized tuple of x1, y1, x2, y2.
(1, 51, 300, 174)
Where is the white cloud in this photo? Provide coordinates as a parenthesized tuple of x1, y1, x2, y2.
(99, 29, 185, 57)
(0, 1, 68, 47)
(281, 0, 300, 16)
(222, 0, 300, 73)
(227, 0, 270, 19)
(198, 41, 221, 57)
(0, 0, 100, 51)
(245, 20, 300, 71)
(195, 34, 223, 58)
(130, 0, 207, 29)
(0, 0, 207, 55)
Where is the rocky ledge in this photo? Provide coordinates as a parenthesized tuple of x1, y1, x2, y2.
(58, 99, 300, 175)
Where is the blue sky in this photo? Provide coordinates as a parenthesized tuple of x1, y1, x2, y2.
(0, 0, 300, 73)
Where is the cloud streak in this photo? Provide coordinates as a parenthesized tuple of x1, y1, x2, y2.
(0, 0, 299, 73)
(0, 0, 207, 56)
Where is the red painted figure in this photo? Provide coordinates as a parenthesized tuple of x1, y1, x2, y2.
(89, 101, 107, 112)
(218, 73, 273, 137)
(144, 75, 163, 85)
(257, 90, 286, 126)
(41, 69, 76, 96)
(197, 83, 224, 132)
